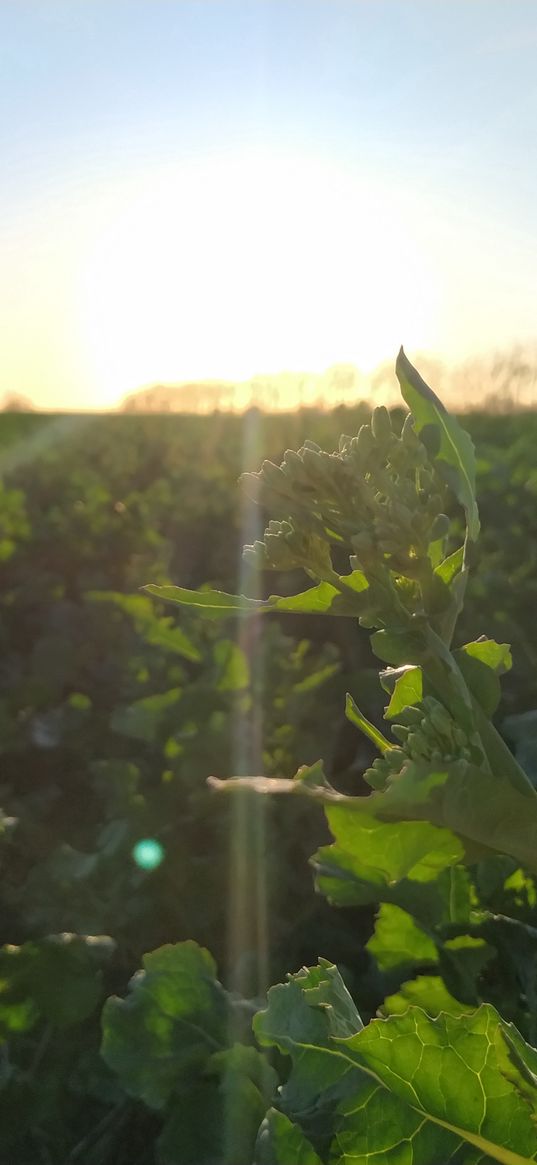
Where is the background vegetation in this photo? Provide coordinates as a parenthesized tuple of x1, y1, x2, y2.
(1, 402, 537, 1161)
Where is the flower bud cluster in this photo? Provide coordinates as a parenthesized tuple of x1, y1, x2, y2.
(242, 408, 451, 619)
(364, 696, 481, 791)
(242, 521, 334, 579)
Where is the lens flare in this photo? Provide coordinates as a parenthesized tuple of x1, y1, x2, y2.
(132, 838, 165, 871)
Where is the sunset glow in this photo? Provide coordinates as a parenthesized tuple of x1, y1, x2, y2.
(75, 156, 438, 406)
(2, 2, 537, 409)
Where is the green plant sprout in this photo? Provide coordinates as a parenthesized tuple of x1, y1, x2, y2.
(103, 350, 537, 1165)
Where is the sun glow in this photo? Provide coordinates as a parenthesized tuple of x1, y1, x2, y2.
(76, 155, 438, 407)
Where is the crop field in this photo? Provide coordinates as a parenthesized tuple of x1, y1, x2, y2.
(2, 389, 537, 1162)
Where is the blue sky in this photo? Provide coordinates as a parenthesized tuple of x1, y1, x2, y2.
(2, 1, 537, 407)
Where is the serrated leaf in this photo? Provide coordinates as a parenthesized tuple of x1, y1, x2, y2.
(255, 962, 522, 1164)
(396, 348, 480, 541)
(254, 961, 362, 1117)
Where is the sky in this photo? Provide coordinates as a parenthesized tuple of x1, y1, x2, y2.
(2, 1, 537, 409)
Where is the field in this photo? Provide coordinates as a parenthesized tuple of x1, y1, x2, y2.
(2, 402, 537, 1162)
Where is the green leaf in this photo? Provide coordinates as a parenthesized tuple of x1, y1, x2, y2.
(371, 627, 425, 667)
(0, 933, 115, 1033)
(87, 590, 202, 660)
(345, 693, 391, 753)
(334, 1076, 473, 1164)
(228, 753, 537, 877)
(144, 584, 265, 615)
(455, 639, 512, 716)
(381, 974, 474, 1018)
(254, 960, 362, 1117)
(157, 1044, 277, 1165)
(255, 1109, 323, 1165)
(396, 347, 480, 541)
(156, 1081, 224, 1165)
(145, 573, 368, 619)
(371, 759, 537, 874)
(435, 545, 465, 586)
(366, 902, 438, 971)
(384, 666, 423, 718)
(292, 659, 340, 693)
(213, 639, 250, 691)
(101, 941, 231, 1109)
(313, 806, 464, 912)
(255, 961, 531, 1164)
(340, 1004, 537, 1163)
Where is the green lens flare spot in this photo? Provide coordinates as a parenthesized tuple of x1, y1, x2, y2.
(132, 838, 165, 871)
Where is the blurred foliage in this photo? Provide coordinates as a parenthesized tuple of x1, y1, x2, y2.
(0, 403, 536, 1160)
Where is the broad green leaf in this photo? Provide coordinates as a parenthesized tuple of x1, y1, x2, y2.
(460, 639, 512, 676)
(145, 573, 368, 619)
(340, 1004, 537, 1163)
(384, 666, 423, 718)
(0, 934, 114, 1034)
(381, 974, 474, 1018)
(371, 627, 425, 667)
(334, 1073, 471, 1165)
(157, 1044, 277, 1165)
(211, 1045, 278, 1165)
(255, 960, 537, 1162)
(366, 903, 438, 971)
(224, 755, 537, 876)
(255, 1108, 323, 1165)
(314, 805, 464, 905)
(345, 693, 391, 753)
(101, 941, 230, 1109)
(396, 347, 480, 540)
(371, 760, 537, 874)
(499, 1021, 537, 1119)
(157, 1080, 224, 1165)
(455, 639, 513, 716)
